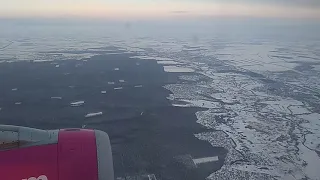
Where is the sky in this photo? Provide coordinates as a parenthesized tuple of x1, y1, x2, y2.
(1, 0, 320, 20)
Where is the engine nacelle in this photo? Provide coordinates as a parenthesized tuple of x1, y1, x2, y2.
(0, 125, 114, 180)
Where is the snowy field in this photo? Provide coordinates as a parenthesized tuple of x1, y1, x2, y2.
(1, 19, 320, 179)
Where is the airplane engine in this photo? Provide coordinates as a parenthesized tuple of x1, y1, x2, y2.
(0, 125, 114, 180)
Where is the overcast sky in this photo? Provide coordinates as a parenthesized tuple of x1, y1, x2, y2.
(1, 0, 320, 19)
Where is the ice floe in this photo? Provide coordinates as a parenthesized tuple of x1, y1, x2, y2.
(70, 101, 85, 107)
(163, 66, 194, 73)
(157, 60, 181, 65)
(130, 55, 173, 61)
(85, 112, 103, 118)
(33, 60, 54, 63)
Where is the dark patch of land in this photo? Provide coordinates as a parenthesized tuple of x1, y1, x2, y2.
(0, 52, 227, 179)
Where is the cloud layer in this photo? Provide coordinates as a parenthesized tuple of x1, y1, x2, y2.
(1, 0, 319, 19)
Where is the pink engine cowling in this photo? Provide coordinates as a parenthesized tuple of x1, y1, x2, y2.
(0, 125, 114, 180)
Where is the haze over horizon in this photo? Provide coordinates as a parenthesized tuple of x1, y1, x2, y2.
(1, 0, 320, 20)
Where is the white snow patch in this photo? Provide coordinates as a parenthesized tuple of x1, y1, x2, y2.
(240, 63, 296, 72)
(288, 106, 310, 115)
(214, 44, 299, 73)
(15, 102, 22, 105)
(51, 97, 62, 99)
(134, 85, 143, 88)
(231, 164, 278, 176)
(11, 88, 18, 91)
(261, 99, 304, 115)
(179, 75, 201, 82)
(108, 82, 115, 85)
(119, 80, 125, 83)
(101, 91, 107, 94)
(211, 93, 238, 104)
(114, 68, 120, 71)
(180, 99, 221, 109)
(55, 65, 60, 68)
(114, 87, 123, 90)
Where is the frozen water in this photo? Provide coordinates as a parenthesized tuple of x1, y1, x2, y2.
(33, 60, 54, 62)
(85, 112, 103, 118)
(163, 66, 194, 73)
(130, 55, 173, 61)
(70, 101, 85, 107)
(157, 60, 181, 65)
(298, 143, 320, 180)
(193, 156, 219, 164)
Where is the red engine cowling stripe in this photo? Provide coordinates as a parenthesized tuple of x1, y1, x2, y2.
(58, 129, 98, 180)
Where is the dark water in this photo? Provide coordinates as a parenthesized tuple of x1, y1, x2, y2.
(0, 52, 227, 179)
